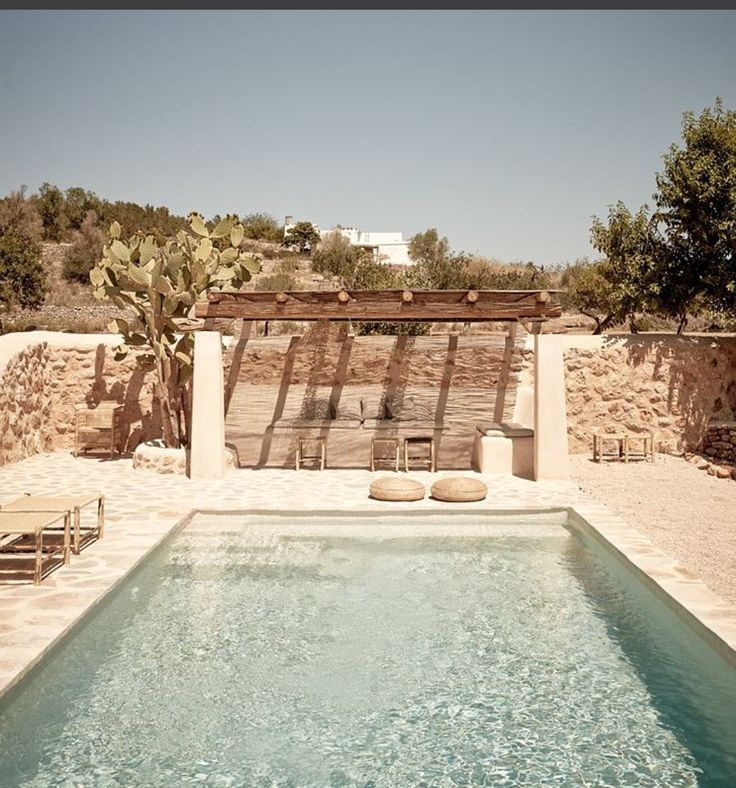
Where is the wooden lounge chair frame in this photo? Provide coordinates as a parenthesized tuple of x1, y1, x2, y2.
(0, 511, 71, 585)
(0, 494, 104, 555)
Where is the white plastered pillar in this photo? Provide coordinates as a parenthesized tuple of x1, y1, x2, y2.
(189, 331, 226, 479)
(533, 334, 570, 480)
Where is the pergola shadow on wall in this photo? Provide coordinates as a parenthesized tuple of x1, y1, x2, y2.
(188, 289, 569, 481)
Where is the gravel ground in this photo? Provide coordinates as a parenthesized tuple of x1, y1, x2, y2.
(570, 453, 736, 606)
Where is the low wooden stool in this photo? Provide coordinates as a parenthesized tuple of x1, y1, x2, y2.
(626, 431, 656, 463)
(371, 438, 400, 472)
(404, 436, 436, 472)
(296, 437, 326, 470)
(592, 432, 628, 463)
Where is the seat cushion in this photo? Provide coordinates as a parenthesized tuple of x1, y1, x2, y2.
(361, 397, 387, 421)
(334, 399, 363, 421)
(369, 476, 426, 502)
(300, 398, 332, 420)
(386, 396, 435, 421)
(430, 476, 488, 502)
(476, 422, 534, 438)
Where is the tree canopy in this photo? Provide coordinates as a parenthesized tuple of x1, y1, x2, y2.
(283, 221, 320, 253)
(566, 99, 736, 334)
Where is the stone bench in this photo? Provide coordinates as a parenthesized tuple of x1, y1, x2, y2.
(471, 422, 534, 479)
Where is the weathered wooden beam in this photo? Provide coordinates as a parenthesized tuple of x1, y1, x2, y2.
(194, 289, 563, 322)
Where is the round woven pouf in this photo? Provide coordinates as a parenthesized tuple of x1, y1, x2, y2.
(430, 476, 488, 502)
(369, 476, 426, 502)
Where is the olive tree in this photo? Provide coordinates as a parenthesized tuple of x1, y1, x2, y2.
(589, 202, 656, 333)
(653, 99, 736, 321)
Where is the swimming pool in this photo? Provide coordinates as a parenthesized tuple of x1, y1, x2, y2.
(0, 511, 735, 786)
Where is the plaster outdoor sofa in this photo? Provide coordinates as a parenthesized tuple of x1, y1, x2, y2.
(230, 385, 481, 469)
(267, 391, 445, 468)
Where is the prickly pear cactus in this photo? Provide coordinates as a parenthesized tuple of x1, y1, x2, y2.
(90, 213, 260, 448)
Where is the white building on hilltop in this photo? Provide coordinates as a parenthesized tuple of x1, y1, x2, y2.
(284, 216, 412, 266)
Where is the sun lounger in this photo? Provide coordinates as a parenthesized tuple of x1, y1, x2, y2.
(0, 494, 104, 555)
(0, 511, 71, 585)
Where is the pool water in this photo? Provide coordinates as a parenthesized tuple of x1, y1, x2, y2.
(1, 514, 735, 787)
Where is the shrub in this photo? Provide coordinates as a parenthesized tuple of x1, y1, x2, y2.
(0, 230, 45, 332)
(62, 210, 106, 283)
(241, 213, 283, 243)
(255, 272, 299, 292)
(0, 188, 43, 245)
(311, 230, 359, 284)
(35, 182, 67, 241)
(348, 254, 430, 336)
(64, 186, 102, 232)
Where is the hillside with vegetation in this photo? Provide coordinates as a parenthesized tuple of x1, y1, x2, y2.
(1, 101, 735, 337)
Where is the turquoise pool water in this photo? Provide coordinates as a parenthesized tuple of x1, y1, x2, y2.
(0, 514, 735, 786)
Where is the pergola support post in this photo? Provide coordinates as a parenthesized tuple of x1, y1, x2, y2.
(533, 334, 570, 480)
(189, 331, 226, 480)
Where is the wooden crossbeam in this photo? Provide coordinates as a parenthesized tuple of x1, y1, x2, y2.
(194, 289, 562, 323)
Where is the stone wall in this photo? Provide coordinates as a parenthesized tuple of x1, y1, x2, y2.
(0, 342, 52, 466)
(0, 333, 158, 468)
(564, 336, 736, 454)
(701, 423, 736, 464)
(4, 329, 736, 471)
(44, 343, 159, 453)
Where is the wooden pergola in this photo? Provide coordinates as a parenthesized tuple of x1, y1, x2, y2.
(188, 287, 570, 483)
(194, 288, 562, 324)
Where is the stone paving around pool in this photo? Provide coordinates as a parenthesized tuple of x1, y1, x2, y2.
(1, 451, 735, 697)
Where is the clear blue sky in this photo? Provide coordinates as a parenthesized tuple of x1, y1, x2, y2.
(1, 10, 735, 265)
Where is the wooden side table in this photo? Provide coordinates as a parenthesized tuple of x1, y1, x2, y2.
(296, 437, 326, 470)
(404, 436, 436, 472)
(74, 402, 123, 459)
(626, 432, 656, 463)
(371, 438, 400, 472)
(592, 432, 628, 463)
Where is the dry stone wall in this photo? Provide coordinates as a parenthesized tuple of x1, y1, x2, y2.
(3, 330, 736, 471)
(0, 335, 158, 468)
(0, 342, 53, 466)
(701, 423, 736, 464)
(564, 336, 736, 454)
(44, 344, 159, 453)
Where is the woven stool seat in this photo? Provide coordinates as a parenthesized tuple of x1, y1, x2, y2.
(430, 476, 487, 502)
(369, 476, 426, 502)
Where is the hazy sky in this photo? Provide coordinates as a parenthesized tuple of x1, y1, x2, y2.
(1, 10, 735, 265)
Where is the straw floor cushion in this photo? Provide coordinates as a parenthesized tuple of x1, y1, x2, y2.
(431, 477, 488, 502)
(369, 476, 426, 502)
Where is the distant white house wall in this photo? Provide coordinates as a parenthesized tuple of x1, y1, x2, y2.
(284, 217, 412, 266)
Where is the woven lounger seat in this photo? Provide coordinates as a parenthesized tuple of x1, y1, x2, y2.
(1, 494, 104, 555)
(0, 511, 71, 585)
